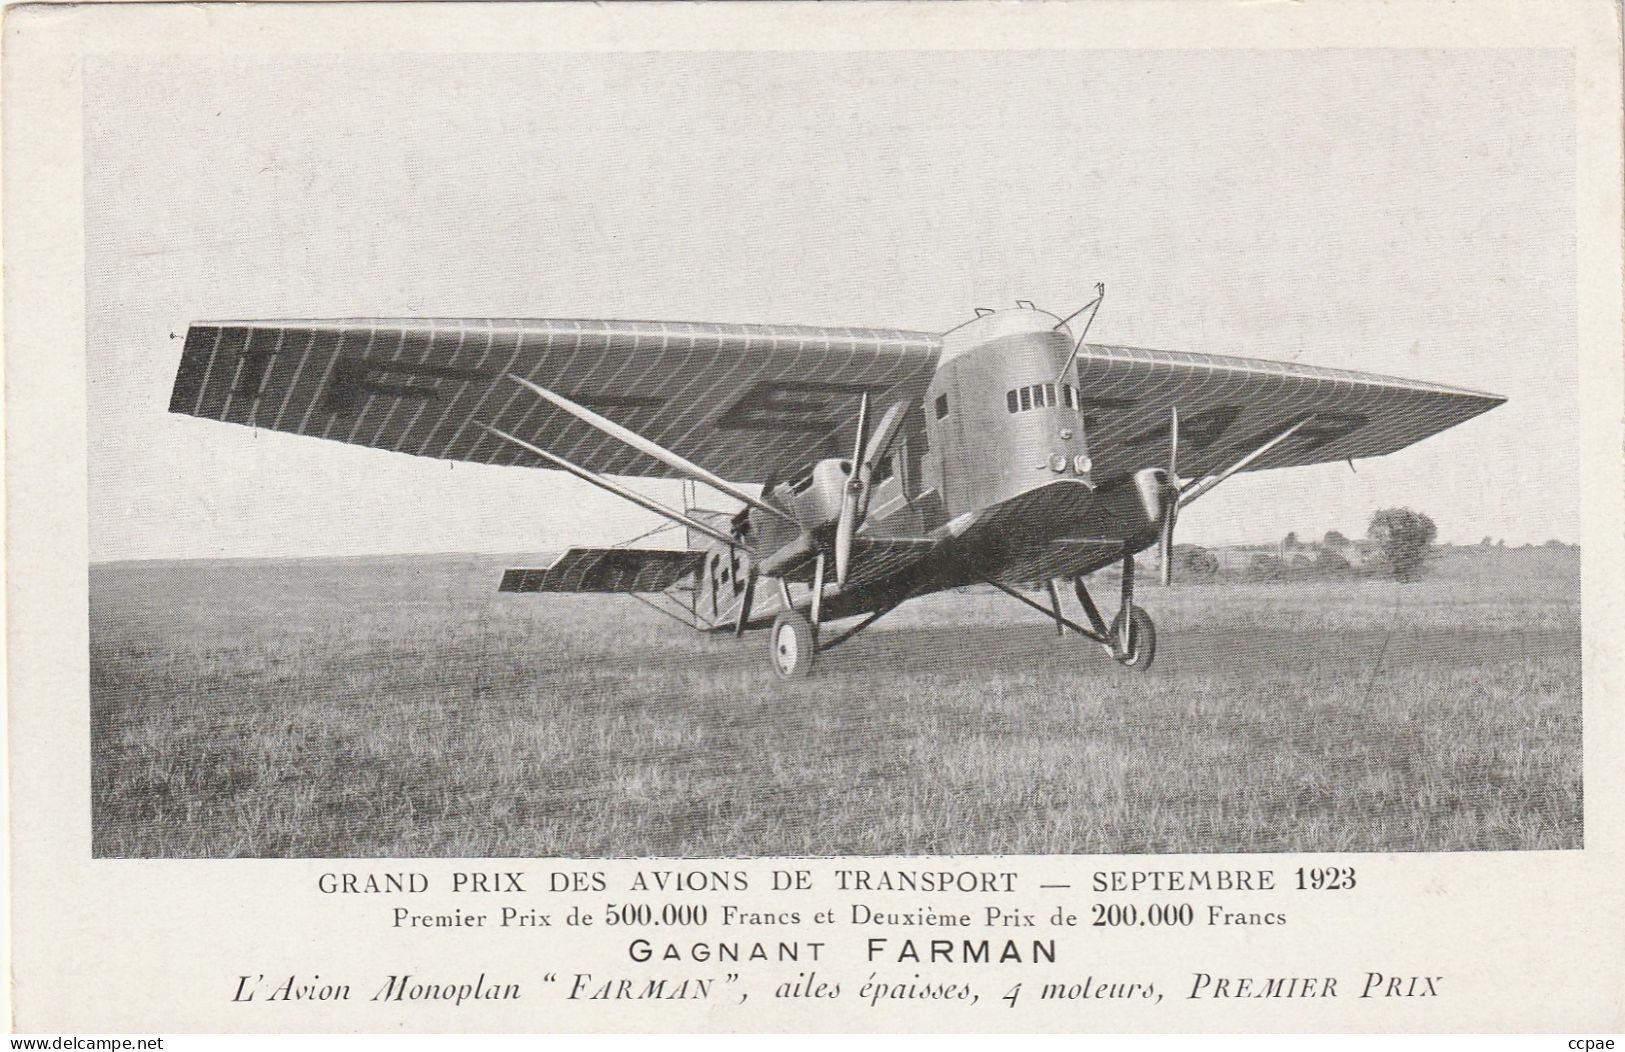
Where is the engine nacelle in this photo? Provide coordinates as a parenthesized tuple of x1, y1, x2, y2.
(1133, 467, 1171, 526)
(768, 457, 853, 530)
(749, 458, 857, 577)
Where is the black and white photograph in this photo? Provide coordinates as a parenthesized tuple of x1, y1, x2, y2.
(83, 44, 1583, 860)
(9, 0, 1624, 1038)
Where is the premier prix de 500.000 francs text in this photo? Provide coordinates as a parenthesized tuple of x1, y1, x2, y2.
(222, 864, 1442, 1014)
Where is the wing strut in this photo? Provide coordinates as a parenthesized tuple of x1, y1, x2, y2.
(1178, 417, 1309, 509)
(503, 374, 799, 526)
(475, 422, 744, 551)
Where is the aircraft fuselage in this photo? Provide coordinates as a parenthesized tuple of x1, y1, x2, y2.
(705, 308, 1162, 628)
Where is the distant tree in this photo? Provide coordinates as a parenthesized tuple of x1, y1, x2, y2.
(1172, 544, 1220, 580)
(1544, 539, 1566, 549)
(1312, 547, 1351, 575)
(1368, 508, 1437, 581)
(1245, 553, 1285, 581)
(1283, 531, 1300, 549)
(1497, 538, 1506, 548)
(1324, 530, 1349, 548)
(1481, 536, 1494, 547)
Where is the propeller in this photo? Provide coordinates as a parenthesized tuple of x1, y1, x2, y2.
(832, 397, 912, 587)
(1159, 407, 1180, 586)
(833, 393, 871, 588)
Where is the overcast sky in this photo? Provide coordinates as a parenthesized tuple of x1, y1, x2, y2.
(85, 48, 1575, 561)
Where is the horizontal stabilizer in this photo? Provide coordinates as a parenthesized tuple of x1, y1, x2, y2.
(501, 547, 703, 594)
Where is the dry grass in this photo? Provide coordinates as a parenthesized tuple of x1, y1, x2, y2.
(89, 546, 1581, 857)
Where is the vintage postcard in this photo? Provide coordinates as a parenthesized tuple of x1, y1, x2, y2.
(5, 0, 1622, 1035)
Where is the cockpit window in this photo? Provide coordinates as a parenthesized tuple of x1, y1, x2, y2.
(1006, 382, 1079, 414)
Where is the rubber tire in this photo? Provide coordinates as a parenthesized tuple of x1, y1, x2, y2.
(1111, 605, 1156, 671)
(770, 611, 818, 679)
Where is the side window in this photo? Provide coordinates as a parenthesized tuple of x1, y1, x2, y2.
(874, 455, 895, 485)
(1006, 385, 1081, 413)
(934, 393, 950, 420)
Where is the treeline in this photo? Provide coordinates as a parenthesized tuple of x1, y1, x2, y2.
(1170, 508, 1575, 584)
(1165, 508, 1434, 582)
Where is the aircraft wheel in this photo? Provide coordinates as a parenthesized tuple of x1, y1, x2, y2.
(770, 611, 817, 679)
(1111, 605, 1156, 671)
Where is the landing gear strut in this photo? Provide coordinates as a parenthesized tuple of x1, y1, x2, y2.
(1003, 546, 1157, 672)
(768, 552, 825, 679)
(983, 548, 1157, 672)
(1104, 547, 1156, 670)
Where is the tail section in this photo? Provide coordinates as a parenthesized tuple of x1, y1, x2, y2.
(500, 548, 704, 594)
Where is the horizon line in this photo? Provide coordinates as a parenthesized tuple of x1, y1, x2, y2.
(87, 538, 1581, 568)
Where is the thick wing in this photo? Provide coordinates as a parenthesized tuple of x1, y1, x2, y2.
(994, 538, 1124, 586)
(500, 548, 702, 594)
(1073, 344, 1504, 480)
(836, 537, 938, 592)
(762, 536, 937, 589)
(169, 318, 940, 485)
(758, 536, 939, 624)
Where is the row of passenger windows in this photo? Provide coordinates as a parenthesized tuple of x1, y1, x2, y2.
(1006, 382, 1079, 413)
(869, 381, 1074, 490)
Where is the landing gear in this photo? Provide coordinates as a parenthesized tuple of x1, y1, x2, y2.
(770, 610, 817, 679)
(983, 567, 1153, 672)
(1110, 605, 1156, 670)
(982, 544, 1159, 672)
(1108, 546, 1156, 671)
(766, 553, 827, 679)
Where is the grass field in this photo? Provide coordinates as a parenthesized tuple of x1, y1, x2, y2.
(89, 546, 1582, 857)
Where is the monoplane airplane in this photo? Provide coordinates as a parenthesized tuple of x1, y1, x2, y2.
(168, 288, 1503, 677)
